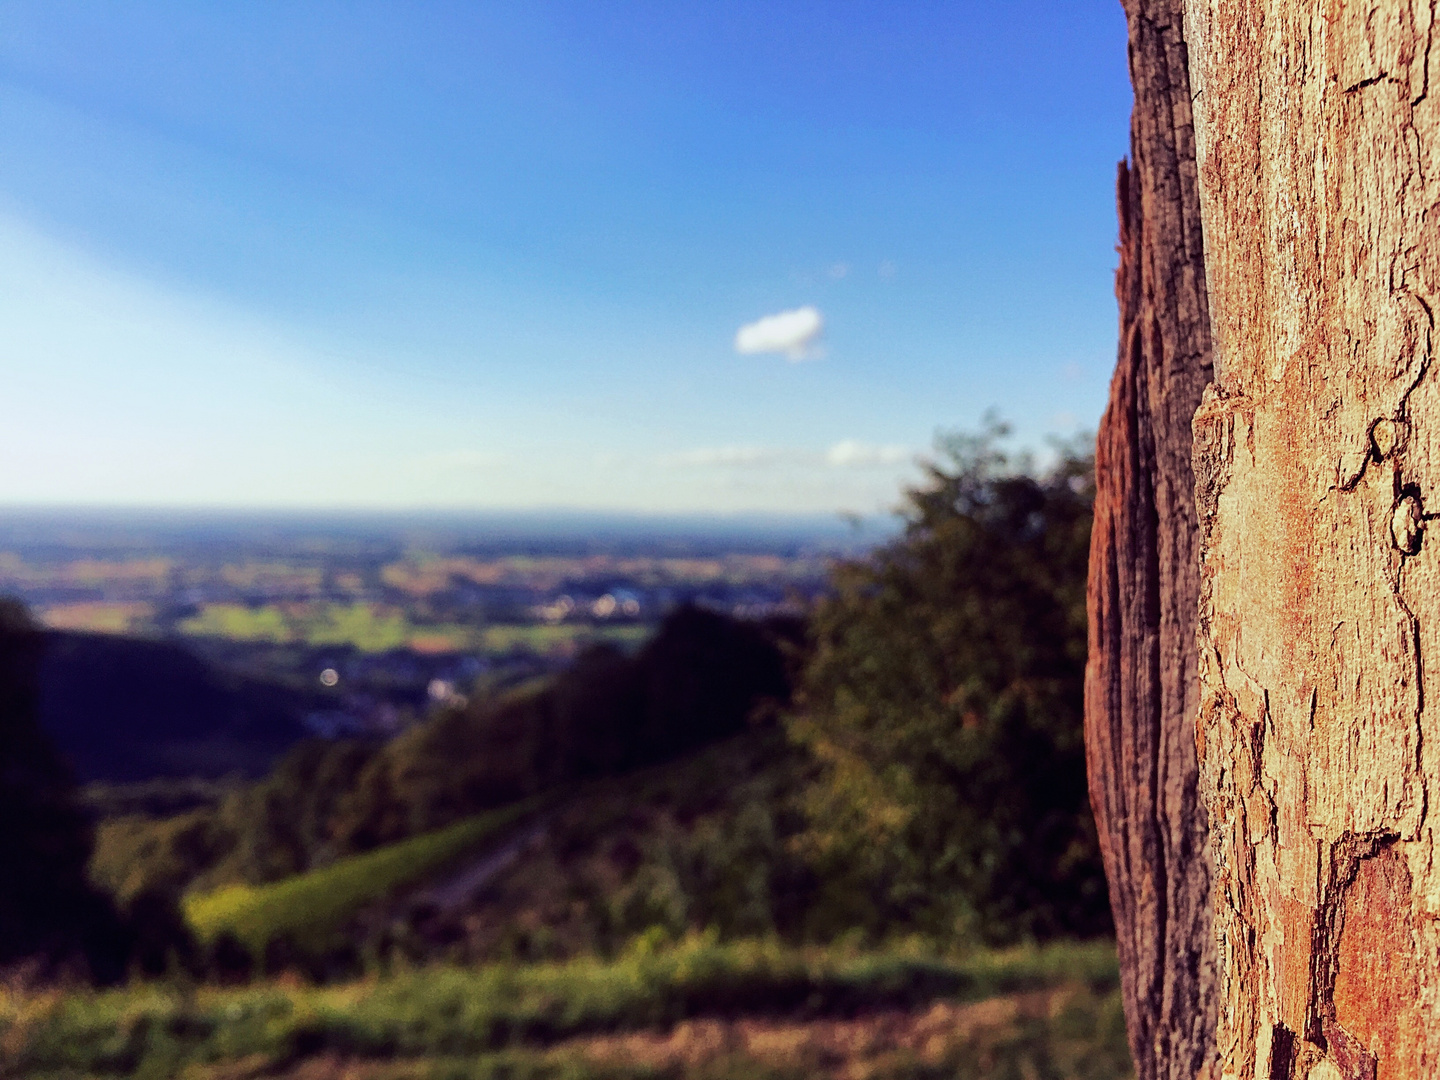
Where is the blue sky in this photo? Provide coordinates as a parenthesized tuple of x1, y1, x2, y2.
(0, 2, 1130, 514)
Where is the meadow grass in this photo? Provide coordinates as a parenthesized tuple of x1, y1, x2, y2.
(0, 937, 1126, 1079)
(183, 800, 541, 958)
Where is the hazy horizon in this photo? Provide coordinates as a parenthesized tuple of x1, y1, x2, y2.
(0, 503, 899, 557)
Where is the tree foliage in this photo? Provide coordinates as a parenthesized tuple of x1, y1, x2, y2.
(790, 420, 1109, 943)
(328, 605, 795, 854)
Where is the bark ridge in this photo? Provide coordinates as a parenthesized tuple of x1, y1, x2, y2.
(1084, 3, 1217, 1079)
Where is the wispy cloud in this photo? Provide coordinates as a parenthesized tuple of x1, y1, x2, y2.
(825, 440, 910, 467)
(667, 440, 912, 471)
(734, 305, 824, 361)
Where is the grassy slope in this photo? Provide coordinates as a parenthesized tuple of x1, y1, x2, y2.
(184, 799, 541, 957)
(383, 730, 815, 965)
(0, 938, 1128, 1079)
(178, 730, 801, 971)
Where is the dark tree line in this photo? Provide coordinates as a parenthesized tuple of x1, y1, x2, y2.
(0, 600, 128, 981)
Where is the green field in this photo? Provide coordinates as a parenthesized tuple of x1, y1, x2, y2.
(478, 621, 650, 654)
(177, 602, 651, 657)
(0, 938, 1130, 1079)
(184, 800, 540, 958)
(177, 602, 423, 651)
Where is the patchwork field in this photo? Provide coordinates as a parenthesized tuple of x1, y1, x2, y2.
(174, 602, 651, 657)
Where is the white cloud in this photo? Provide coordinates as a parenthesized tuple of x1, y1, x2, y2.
(825, 440, 911, 468)
(734, 305, 824, 361)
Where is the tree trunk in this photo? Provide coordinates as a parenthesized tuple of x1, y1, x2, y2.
(1084, 2, 1218, 1078)
(1186, 0, 1440, 1075)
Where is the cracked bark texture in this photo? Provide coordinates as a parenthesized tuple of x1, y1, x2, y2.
(1084, 3, 1217, 1078)
(1186, 0, 1440, 1076)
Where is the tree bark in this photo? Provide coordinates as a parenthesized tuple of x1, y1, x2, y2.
(1084, 3, 1218, 1078)
(1186, 0, 1440, 1075)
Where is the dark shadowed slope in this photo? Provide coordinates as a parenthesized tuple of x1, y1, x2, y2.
(37, 631, 310, 782)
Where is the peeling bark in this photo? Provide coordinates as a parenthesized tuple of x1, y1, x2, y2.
(1186, 0, 1440, 1075)
(1083, 2, 1217, 1078)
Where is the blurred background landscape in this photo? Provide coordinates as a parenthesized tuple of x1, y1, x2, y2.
(0, 509, 851, 780)
(4, 432, 1127, 1078)
(0, 3, 1134, 1077)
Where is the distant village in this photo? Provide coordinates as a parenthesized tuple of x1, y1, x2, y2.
(0, 527, 834, 740)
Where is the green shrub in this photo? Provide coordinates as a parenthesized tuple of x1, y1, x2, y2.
(789, 420, 1109, 944)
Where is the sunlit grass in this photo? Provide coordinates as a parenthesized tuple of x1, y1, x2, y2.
(0, 938, 1128, 1079)
(184, 800, 540, 957)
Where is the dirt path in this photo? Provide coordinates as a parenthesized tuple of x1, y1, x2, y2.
(229, 986, 1128, 1080)
(419, 813, 550, 913)
(571, 991, 1039, 1072)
